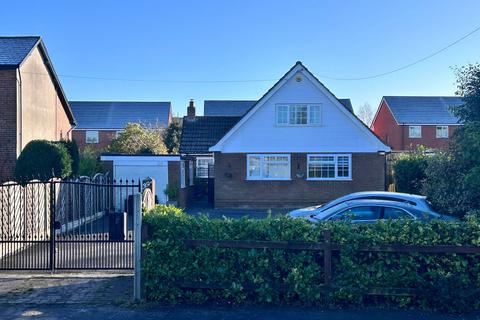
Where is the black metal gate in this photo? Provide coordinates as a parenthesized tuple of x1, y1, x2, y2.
(0, 177, 140, 270)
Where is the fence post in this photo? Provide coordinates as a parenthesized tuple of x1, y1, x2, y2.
(49, 181, 56, 271)
(133, 193, 142, 300)
(323, 230, 332, 286)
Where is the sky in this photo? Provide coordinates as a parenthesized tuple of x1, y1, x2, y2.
(1, 0, 480, 117)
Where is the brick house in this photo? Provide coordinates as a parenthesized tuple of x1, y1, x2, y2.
(0, 36, 76, 181)
(180, 61, 390, 208)
(371, 96, 463, 151)
(70, 101, 172, 151)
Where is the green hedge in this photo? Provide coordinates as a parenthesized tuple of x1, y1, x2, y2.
(14, 140, 72, 183)
(58, 139, 79, 176)
(143, 206, 480, 312)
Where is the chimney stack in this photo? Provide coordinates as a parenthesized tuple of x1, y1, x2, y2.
(187, 99, 196, 118)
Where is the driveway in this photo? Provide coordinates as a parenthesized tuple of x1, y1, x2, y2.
(0, 273, 478, 319)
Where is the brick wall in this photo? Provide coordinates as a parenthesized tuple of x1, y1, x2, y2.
(0, 69, 17, 182)
(214, 153, 386, 208)
(400, 124, 460, 150)
(73, 130, 118, 152)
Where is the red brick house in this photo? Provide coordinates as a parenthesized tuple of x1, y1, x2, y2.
(70, 101, 172, 151)
(180, 62, 390, 208)
(371, 96, 463, 151)
(0, 36, 76, 181)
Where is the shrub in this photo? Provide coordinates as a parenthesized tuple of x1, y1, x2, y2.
(108, 123, 167, 155)
(142, 206, 480, 312)
(78, 146, 102, 177)
(393, 149, 427, 194)
(14, 140, 72, 183)
(58, 139, 80, 176)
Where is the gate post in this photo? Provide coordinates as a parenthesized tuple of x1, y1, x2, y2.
(133, 193, 142, 300)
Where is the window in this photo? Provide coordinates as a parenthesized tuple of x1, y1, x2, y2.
(189, 161, 194, 186)
(307, 154, 351, 180)
(180, 161, 186, 188)
(196, 157, 214, 178)
(330, 206, 380, 222)
(86, 131, 99, 144)
(408, 126, 421, 138)
(247, 154, 290, 180)
(436, 125, 448, 138)
(276, 104, 321, 126)
(383, 207, 413, 220)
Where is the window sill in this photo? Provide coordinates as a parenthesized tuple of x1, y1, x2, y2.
(246, 178, 292, 181)
(306, 178, 352, 181)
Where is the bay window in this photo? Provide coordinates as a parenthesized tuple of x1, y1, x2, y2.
(307, 154, 351, 180)
(276, 104, 321, 126)
(247, 154, 290, 180)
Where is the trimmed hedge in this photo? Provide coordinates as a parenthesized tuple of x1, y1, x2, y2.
(143, 206, 480, 312)
(14, 140, 72, 183)
(58, 139, 79, 176)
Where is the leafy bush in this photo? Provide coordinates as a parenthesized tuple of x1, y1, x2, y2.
(14, 140, 72, 183)
(143, 206, 480, 312)
(163, 183, 179, 201)
(58, 139, 79, 176)
(78, 146, 102, 177)
(108, 123, 167, 155)
(163, 119, 182, 154)
(393, 149, 427, 194)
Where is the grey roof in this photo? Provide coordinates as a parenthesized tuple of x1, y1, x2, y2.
(70, 101, 171, 129)
(179, 116, 241, 154)
(383, 96, 463, 124)
(204, 99, 353, 116)
(0, 36, 40, 67)
(204, 100, 256, 116)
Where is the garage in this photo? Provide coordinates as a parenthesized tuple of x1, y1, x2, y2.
(100, 155, 181, 204)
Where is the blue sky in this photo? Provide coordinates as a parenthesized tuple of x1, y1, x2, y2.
(1, 0, 480, 116)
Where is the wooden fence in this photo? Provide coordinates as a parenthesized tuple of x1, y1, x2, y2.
(172, 230, 480, 296)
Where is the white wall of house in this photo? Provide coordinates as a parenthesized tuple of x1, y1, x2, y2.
(211, 65, 389, 153)
(100, 155, 180, 204)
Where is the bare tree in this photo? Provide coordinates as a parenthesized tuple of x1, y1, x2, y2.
(356, 102, 374, 126)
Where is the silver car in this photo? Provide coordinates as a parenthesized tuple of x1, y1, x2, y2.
(288, 191, 434, 220)
(296, 199, 454, 223)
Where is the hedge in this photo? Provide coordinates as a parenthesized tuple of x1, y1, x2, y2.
(14, 140, 72, 183)
(58, 139, 79, 176)
(143, 206, 480, 312)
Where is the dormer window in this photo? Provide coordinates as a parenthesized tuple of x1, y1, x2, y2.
(276, 104, 321, 126)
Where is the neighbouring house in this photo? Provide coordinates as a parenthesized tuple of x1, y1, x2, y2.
(0, 36, 76, 181)
(180, 61, 390, 208)
(70, 101, 172, 151)
(371, 96, 464, 151)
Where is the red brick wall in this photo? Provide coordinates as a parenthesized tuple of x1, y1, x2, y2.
(0, 69, 18, 182)
(371, 100, 403, 150)
(401, 124, 460, 150)
(73, 130, 118, 152)
(214, 153, 386, 209)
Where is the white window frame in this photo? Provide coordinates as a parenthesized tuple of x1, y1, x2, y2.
(196, 157, 214, 178)
(275, 104, 322, 126)
(85, 130, 99, 144)
(115, 130, 123, 138)
(246, 154, 291, 181)
(436, 125, 449, 139)
(307, 154, 352, 181)
(180, 161, 186, 188)
(408, 125, 422, 138)
(188, 161, 194, 186)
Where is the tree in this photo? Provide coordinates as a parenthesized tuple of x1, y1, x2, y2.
(78, 146, 103, 177)
(108, 123, 167, 155)
(356, 102, 374, 126)
(163, 119, 182, 154)
(14, 140, 72, 183)
(422, 63, 480, 217)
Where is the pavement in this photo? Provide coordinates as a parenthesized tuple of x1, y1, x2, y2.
(0, 273, 479, 319)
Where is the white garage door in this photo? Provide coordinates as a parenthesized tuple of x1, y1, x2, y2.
(114, 162, 169, 204)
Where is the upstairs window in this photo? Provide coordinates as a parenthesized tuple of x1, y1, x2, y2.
(436, 125, 448, 138)
(408, 126, 421, 138)
(86, 130, 99, 144)
(276, 104, 321, 126)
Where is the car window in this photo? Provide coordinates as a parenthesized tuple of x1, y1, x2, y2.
(383, 207, 414, 220)
(362, 196, 417, 206)
(330, 206, 380, 221)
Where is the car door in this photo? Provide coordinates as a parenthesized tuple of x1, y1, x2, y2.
(329, 206, 381, 223)
(381, 206, 416, 221)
